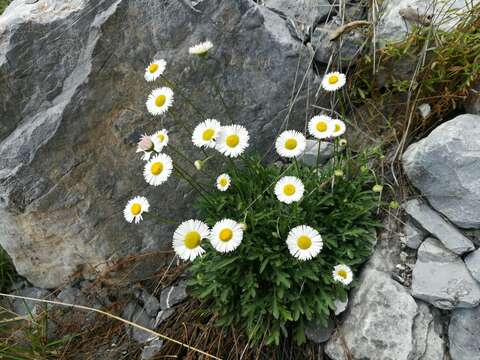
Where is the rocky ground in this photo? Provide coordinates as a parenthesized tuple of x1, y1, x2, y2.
(1, 0, 480, 359)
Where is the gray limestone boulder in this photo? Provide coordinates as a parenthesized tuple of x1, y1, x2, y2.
(403, 114, 480, 229)
(449, 306, 480, 360)
(0, 0, 321, 288)
(325, 268, 418, 360)
(400, 221, 427, 250)
(412, 238, 480, 310)
(403, 199, 474, 255)
(465, 249, 480, 283)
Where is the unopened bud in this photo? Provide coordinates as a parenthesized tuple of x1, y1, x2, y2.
(239, 223, 247, 231)
(389, 201, 399, 209)
(339, 139, 347, 146)
(137, 134, 154, 152)
(372, 184, 383, 193)
(194, 160, 203, 171)
(334, 170, 344, 177)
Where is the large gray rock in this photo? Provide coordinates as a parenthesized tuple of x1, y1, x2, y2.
(410, 302, 446, 360)
(465, 249, 480, 283)
(403, 114, 480, 229)
(325, 268, 418, 360)
(403, 199, 474, 255)
(264, 0, 332, 32)
(412, 238, 480, 310)
(305, 317, 335, 344)
(376, 0, 480, 46)
(0, 0, 320, 287)
(449, 306, 480, 360)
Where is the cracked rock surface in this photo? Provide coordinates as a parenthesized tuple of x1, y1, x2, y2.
(0, 0, 320, 288)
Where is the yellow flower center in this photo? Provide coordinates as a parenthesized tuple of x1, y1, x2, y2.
(316, 121, 327, 132)
(148, 63, 159, 73)
(285, 138, 297, 150)
(155, 95, 166, 107)
(157, 133, 165, 142)
(131, 203, 142, 215)
(335, 124, 341, 132)
(202, 128, 215, 141)
(337, 270, 348, 279)
(219, 228, 233, 242)
(328, 75, 339, 84)
(219, 178, 228, 187)
(151, 162, 164, 175)
(283, 184, 296, 196)
(184, 231, 201, 249)
(226, 134, 239, 148)
(297, 235, 312, 250)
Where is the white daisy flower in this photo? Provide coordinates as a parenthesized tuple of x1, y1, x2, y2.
(215, 125, 250, 158)
(192, 119, 221, 148)
(173, 219, 210, 261)
(146, 87, 174, 116)
(308, 115, 335, 139)
(189, 40, 213, 56)
(322, 71, 346, 92)
(216, 173, 231, 191)
(332, 264, 353, 285)
(286, 225, 323, 261)
(143, 153, 173, 186)
(124, 196, 150, 224)
(331, 119, 346, 137)
(210, 219, 244, 253)
(275, 130, 306, 158)
(274, 176, 304, 204)
(151, 129, 169, 152)
(144, 59, 166, 82)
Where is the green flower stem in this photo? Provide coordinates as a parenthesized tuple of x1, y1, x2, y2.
(173, 163, 213, 206)
(168, 144, 216, 181)
(144, 212, 177, 225)
(169, 109, 193, 133)
(161, 75, 207, 119)
(293, 157, 301, 177)
(208, 72, 234, 124)
(316, 139, 322, 169)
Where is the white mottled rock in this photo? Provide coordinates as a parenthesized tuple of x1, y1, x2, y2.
(333, 297, 348, 316)
(298, 140, 333, 166)
(412, 238, 480, 310)
(410, 302, 446, 360)
(465, 249, 480, 283)
(141, 338, 164, 360)
(160, 284, 187, 310)
(403, 199, 474, 255)
(449, 306, 480, 360)
(325, 268, 418, 360)
(403, 114, 480, 229)
(376, 0, 480, 45)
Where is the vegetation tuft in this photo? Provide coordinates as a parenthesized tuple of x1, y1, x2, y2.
(188, 153, 381, 346)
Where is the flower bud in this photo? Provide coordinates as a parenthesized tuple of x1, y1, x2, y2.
(239, 223, 247, 231)
(334, 170, 344, 177)
(372, 184, 383, 193)
(389, 201, 399, 209)
(137, 134, 154, 152)
(339, 138, 347, 146)
(194, 160, 203, 171)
